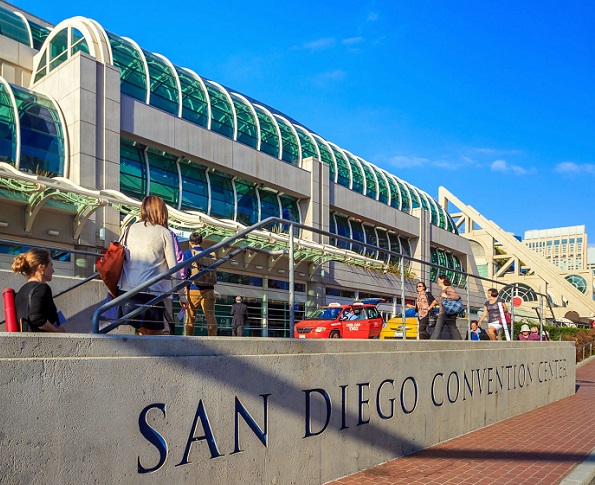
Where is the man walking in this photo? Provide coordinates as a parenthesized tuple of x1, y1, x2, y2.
(231, 296, 248, 337)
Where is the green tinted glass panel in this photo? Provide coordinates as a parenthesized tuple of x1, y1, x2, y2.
(454, 255, 466, 287)
(147, 148, 179, 206)
(345, 152, 364, 194)
(208, 170, 234, 219)
(358, 159, 377, 199)
(430, 247, 438, 282)
(235, 178, 258, 226)
(422, 193, 438, 225)
(330, 144, 350, 188)
(179, 158, 208, 212)
(329, 212, 337, 246)
(34, 50, 47, 83)
(452, 253, 462, 287)
(295, 126, 318, 161)
(280, 194, 300, 236)
(143, 50, 178, 115)
(385, 173, 401, 209)
(408, 184, 421, 209)
(0, 83, 17, 166)
(436, 204, 447, 230)
(333, 214, 351, 250)
(120, 139, 146, 199)
(274, 115, 300, 165)
(395, 178, 410, 212)
(370, 165, 388, 205)
(258, 188, 280, 231)
(437, 249, 447, 276)
(71, 28, 89, 56)
(12, 85, 64, 176)
(176, 68, 208, 128)
(205, 82, 234, 139)
(29, 21, 50, 50)
(107, 32, 147, 101)
(446, 212, 458, 234)
(565, 275, 588, 294)
(0, 7, 30, 45)
(363, 224, 377, 259)
(49, 29, 68, 71)
(253, 105, 279, 158)
(350, 219, 365, 255)
(387, 232, 401, 265)
(312, 136, 336, 182)
(231, 95, 258, 149)
(445, 252, 455, 282)
(376, 228, 390, 263)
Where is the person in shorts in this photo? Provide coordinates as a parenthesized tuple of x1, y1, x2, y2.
(477, 288, 509, 340)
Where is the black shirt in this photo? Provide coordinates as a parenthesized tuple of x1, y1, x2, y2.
(15, 282, 58, 331)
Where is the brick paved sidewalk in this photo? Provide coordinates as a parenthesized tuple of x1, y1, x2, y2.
(328, 358, 595, 485)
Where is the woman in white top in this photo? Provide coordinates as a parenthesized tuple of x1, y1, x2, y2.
(119, 195, 187, 335)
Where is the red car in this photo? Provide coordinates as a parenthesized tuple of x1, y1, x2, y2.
(294, 301, 384, 339)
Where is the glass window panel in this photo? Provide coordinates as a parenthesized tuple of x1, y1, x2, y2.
(71, 28, 89, 56)
(279, 194, 300, 236)
(430, 247, 438, 282)
(384, 173, 401, 209)
(329, 144, 350, 188)
(452, 254, 463, 287)
(49, 29, 68, 71)
(176, 68, 209, 128)
(408, 185, 421, 209)
(208, 170, 234, 219)
(395, 178, 410, 212)
(12, 86, 65, 176)
(437, 249, 447, 276)
(387, 232, 401, 265)
(120, 139, 146, 199)
(334, 214, 351, 250)
(358, 159, 378, 199)
(312, 135, 336, 182)
(350, 219, 365, 255)
(147, 148, 179, 206)
(29, 21, 50, 50)
(205, 82, 234, 139)
(107, 32, 147, 101)
(446, 212, 457, 234)
(444, 252, 455, 282)
(344, 151, 364, 194)
(0, 82, 17, 166)
(231, 94, 258, 149)
(253, 105, 279, 158)
(375, 228, 390, 263)
(34, 50, 47, 84)
(294, 126, 318, 161)
(363, 224, 377, 259)
(258, 188, 280, 231)
(179, 158, 208, 212)
(235, 178, 258, 226)
(329, 212, 337, 247)
(274, 115, 300, 165)
(565, 275, 588, 294)
(400, 236, 411, 258)
(0, 7, 30, 45)
(435, 201, 446, 229)
(143, 50, 178, 115)
(370, 164, 389, 205)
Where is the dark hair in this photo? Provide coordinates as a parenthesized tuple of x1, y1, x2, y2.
(11, 248, 51, 277)
(488, 288, 499, 298)
(437, 274, 452, 286)
(140, 195, 169, 228)
(189, 232, 203, 245)
(416, 281, 427, 290)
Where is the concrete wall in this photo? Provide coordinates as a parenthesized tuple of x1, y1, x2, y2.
(0, 335, 575, 484)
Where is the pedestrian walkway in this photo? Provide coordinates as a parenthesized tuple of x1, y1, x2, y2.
(328, 357, 595, 485)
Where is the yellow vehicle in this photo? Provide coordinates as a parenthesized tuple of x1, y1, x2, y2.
(379, 308, 419, 339)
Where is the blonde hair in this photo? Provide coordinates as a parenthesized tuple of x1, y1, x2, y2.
(140, 195, 169, 228)
(11, 248, 51, 277)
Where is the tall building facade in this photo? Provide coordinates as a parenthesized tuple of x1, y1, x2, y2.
(524, 225, 587, 272)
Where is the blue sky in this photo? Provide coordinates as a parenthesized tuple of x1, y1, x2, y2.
(15, 0, 595, 243)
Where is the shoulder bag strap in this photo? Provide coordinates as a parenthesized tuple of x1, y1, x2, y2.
(497, 301, 511, 341)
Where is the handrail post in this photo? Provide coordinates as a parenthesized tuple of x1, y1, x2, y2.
(289, 222, 295, 339)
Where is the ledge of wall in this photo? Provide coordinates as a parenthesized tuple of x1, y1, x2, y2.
(0, 335, 576, 484)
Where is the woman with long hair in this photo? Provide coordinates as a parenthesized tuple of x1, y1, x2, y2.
(477, 288, 509, 340)
(430, 274, 462, 340)
(118, 195, 187, 335)
(12, 248, 66, 332)
(408, 281, 435, 339)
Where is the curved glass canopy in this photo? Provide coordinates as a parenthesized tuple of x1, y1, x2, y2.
(0, 6, 51, 49)
(29, 16, 458, 233)
(565, 275, 588, 294)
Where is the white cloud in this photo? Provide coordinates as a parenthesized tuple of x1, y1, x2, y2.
(301, 37, 336, 51)
(490, 159, 535, 175)
(310, 70, 347, 87)
(387, 155, 430, 168)
(342, 36, 365, 46)
(554, 162, 595, 175)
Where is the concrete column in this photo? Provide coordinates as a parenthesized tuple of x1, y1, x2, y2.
(300, 156, 329, 244)
(412, 207, 431, 283)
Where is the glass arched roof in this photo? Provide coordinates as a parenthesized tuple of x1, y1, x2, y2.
(27, 16, 458, 233)
(0, 6, 51, 49)
(565, 275, 588, 294)
(0, 78, 67, 177)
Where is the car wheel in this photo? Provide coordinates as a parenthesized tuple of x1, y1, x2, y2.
(329, 330, 340, 338)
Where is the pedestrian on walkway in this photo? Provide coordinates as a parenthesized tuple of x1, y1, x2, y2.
(477, 288, 509, 340)
(430, 275, 462, 340)
(408, 281, 435, 339)
(231, 296, 248, 337)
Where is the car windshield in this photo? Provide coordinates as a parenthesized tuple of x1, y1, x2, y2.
(305, 307, 342, 320)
